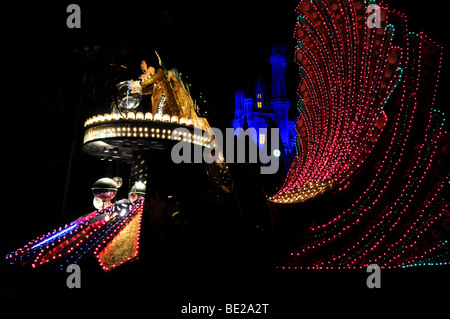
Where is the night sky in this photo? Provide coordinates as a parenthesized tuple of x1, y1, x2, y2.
(1, 0, 449, 265)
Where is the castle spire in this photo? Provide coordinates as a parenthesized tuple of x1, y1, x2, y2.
(270, 45, 290, 155)
(255, 77, 264, 109)
(270, 45, 287, 99)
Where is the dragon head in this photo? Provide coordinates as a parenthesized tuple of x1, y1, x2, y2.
(140, 60, 156, 88)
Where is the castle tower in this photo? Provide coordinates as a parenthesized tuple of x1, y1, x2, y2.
(255, 78, 264, 110)
(244, 97, 254, 120)
(270, 46, 287, 100)
(270, 46, 290, 154)
(234, 90, 244, 118)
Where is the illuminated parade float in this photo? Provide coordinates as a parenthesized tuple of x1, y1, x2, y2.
(5, 0, 450, 275)
(5, 57, 236, 272)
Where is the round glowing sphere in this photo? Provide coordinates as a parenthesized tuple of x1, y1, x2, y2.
(273, 149, 281, 157)
(92, 177, 118, 201)
(93, 197, 104, 210)
(113, 176, 123, 188)
(128, 181, 146, 204)
(116, 80, 142, 112)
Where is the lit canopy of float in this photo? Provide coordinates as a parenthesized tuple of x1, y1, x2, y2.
(82, 111, 212, 162)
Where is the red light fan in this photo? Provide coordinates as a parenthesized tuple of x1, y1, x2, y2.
(269, 0, 449, 270)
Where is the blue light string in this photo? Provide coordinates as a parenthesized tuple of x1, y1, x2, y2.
(31, 224, 78, 249)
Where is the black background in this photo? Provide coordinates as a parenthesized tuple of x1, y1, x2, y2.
(1, 0, 449, 310)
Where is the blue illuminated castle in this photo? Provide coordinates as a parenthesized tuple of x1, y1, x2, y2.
(232, 46, 297, 171)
